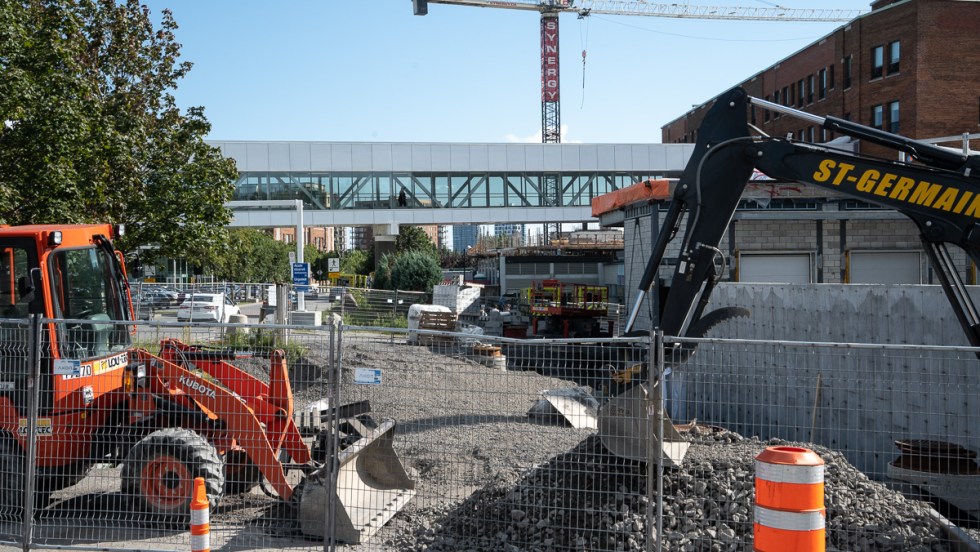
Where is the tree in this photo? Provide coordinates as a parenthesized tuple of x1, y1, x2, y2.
(340, 249, 371, 275)
(210, 229, 290, 282)
(439, 247, 471, 269)
(396, 226, 437, 256)
(389, 251, 442, 292)
(0, 0, 237, 263)
(372, 252, 396, 291)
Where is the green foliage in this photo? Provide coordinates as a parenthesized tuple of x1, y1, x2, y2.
(0, 0, 237, 262)
(221, 328, 307, 359)
(372, 252, 396, 290)
(210, 228, 292, 282)
(389, 251, 442, 292)
(340, 249, 370, 275)
(396, 226, 436, 256)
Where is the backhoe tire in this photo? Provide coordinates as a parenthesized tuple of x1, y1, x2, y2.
(0, 437, 25, 524)
(122, 428, 224, 528)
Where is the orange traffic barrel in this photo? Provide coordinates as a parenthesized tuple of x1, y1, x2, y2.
(190, 477, 210, 552)
(754, 446, 825, 551)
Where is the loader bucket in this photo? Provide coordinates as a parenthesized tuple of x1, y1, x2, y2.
(299, 418, 416, 543)
(597, 383, 689, 467)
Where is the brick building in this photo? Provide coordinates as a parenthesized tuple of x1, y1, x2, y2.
(663, 0, 980, 153)
(645, 0, 980, 288)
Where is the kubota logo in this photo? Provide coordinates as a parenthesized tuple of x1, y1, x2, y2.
(178, 375, 216, 400)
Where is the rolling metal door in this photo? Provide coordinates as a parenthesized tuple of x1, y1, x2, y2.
(849, 251, 921, 284)
(738, 253, 812, 283)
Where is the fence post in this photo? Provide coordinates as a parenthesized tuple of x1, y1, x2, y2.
(647, 330, 665, 552)
(190, 477, 210, 552)
(21, 314, 43, 551)
(753, 446, 825, 551)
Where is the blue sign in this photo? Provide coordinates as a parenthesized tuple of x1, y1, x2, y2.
(292, 262, 310, 292)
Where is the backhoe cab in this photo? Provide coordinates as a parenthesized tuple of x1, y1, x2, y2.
(598, 87, 980, 466)
(0, 224, 414, 542)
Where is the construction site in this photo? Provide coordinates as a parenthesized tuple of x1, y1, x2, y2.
(3, 0, 980, 550)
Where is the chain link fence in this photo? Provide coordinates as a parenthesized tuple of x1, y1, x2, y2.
(1, 315, 978, 551)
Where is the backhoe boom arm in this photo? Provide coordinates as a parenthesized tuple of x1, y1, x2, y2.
(627, 87, 980, 348)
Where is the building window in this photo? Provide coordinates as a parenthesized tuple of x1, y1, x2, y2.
(818, 69, 827, 100)
(783, 86, 790, 106)
(871, 45, 884, 79)
(888, 40, 900, 74)
(773, 90, 780, 117)
(808, 126, 815, 142)
(889, 101, 900, 133)
(807, 75, 815, 104)
(764, 95, 770, 123)
(797, 80, 805, 108)
(872, 104, 884, 129)
(843, 55, 852, 89)
(828, 64, 835, 90)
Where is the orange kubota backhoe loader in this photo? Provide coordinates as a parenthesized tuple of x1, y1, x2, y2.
(0, 224, 413, 542)
(597, 87, 980, 466)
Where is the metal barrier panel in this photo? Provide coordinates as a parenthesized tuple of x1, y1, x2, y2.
(5, 314, 980, 551)
(671, 337, 980, 550)
(333, 327, 656, 551)
(7, 317, 336, 551)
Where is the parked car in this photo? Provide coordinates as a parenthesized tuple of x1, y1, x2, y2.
(176, 293, 241, 323)
(133, 290, 171, 308)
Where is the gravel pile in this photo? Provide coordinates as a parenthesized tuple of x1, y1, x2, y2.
(374, 426, 950, 551)
(231, 333, 961, 551)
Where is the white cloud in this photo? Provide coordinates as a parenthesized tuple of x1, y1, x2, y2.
(503, 125, 581, 144)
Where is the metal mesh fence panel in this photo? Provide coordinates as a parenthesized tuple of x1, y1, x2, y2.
(332, 328, 655, 551)
(4, 316, 980, 551)
(669, 337, 980, 551)
(7, 317, 336, 551)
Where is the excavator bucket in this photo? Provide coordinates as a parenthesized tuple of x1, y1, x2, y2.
(528, 387, 599, 429)
(597, 382, 689, 467)
(299, 417, 416, 543)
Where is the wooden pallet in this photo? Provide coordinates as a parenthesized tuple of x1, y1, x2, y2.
(417, 311, 458, 344)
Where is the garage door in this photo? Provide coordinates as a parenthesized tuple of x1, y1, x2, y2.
(849, 251, 921, 284)
(738, 253, 812, 283)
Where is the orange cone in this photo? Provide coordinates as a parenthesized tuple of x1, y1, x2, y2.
(190, 477, 210, 552)
(754, 446, 825, 551)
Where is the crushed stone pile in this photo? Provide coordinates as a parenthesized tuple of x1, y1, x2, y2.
(229, 335, 958, 551)
(381, 427, 950, 552)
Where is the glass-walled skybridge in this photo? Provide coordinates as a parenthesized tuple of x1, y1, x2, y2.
(209, 141, 694, 227)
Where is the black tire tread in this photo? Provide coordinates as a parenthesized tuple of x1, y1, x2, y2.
(122, 427, 224, 520)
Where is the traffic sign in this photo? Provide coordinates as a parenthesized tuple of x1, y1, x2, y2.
(292, 262, 310, 292)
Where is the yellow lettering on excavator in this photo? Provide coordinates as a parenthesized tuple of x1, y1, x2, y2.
(812, 159, 836, 183)
(964, 195, 980, 218)
(809, 158, 978, 220)
(832, 163, 856, 185)
(856, 170, 880, 193)
(909, 181, 942, 207)
(954, 191, 974, 214)
(889, 177, 916, 201)
(873, 173, 897, 197)
(933, 188, 960, 211)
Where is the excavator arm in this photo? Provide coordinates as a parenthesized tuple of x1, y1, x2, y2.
(625, 86, 980, 346)
(601, 87, 980, 464)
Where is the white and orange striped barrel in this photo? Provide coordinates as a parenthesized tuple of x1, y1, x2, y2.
(753, 446, 825, 551)
(190, 477, 210, 552)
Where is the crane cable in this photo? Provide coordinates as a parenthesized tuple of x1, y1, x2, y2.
(579, 13, 590, 108)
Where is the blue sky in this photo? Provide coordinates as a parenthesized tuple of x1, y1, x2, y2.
(144, 0, 868, 144)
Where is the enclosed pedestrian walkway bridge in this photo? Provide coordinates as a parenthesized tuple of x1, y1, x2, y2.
(209, 141, 694, 228)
